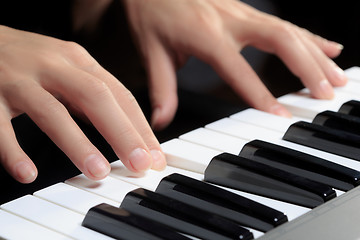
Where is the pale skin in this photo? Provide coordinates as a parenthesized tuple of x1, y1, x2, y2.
(0, 0, 347, 183)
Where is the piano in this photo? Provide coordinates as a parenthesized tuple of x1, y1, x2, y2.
(2, 66, 360, 239)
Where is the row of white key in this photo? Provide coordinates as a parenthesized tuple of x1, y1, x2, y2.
(277, 66, 360, 119)
(1, 67, 360, 239)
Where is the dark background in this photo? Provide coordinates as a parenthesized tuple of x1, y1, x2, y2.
(0, 1, 359, 204)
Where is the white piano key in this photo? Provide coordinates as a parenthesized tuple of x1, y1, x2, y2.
(110, 160, 203, 191)
(278, 89, 360, 119)
(161, 138, 222, 173)
(65, 174, 138, 203)
(0, 209, 70, 240)
(34, 182, 119, 215)
(179, 127, 248, 154)
(1, 195, 114, 240)
(205, 117, 283, 142)
(345, 66, 360, 82)
(230, 108, 306, 133)
(335, 80, 360, 95)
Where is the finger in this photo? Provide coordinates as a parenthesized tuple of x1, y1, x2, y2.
(144, 38, 179, 131)
(205, 42, 291, 117)
(263, 23, 335, 99)
(43, 66, 153, 172)
(300, 27, 344, 58)
(298, 30, 348, 87)
(0, 106, 37, 183)
(6, 82, 111, 180)
(81, 64, 167, 171)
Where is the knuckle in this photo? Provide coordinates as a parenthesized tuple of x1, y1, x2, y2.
(274, 21, 298, 40)
(61, 41, 97, 69)
(122, 88, 138, 105)
(83, 79, 112, 102)
(34, 52, 63, 72)
(114, 82, 139, 106)
(119, 87, 143, 111)
(61, 41, 85, 53)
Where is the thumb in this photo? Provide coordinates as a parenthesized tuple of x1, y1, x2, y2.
(145, 40, 178, 131)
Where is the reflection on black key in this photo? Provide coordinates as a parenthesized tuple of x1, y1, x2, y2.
(283, 121, 360, 161)
(82, 203, 190, 240)
(204, 153, 336, 208)
(239, 140, 360, 191)
(156, 173, 287, 232)
(121, 188, 253, 240)
(313, 110, 360, 136)
(338, 100, 360, 117)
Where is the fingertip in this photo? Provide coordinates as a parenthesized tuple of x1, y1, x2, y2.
(325, 41, 344, 58)
(151, 107, 172, 131)
(150, 149, 167, 171)
(268, 104, 292, 118)
(14, 160, 38, 184)
(330, 41, 344, 51)
(84, 154, 111, 180)
(151, 96, 178, 131)
(335, 43, 344, 51)
(317, 79, 335, 99)
(151, 107, 163, 130)
(330, 66, 348, 87)
(127, 148, 152, 172)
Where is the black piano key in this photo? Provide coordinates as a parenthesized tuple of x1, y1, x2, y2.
(82, 203, 190, 240)
(121, 188, 254, 240)
(338, 100, 360, 117)
(313, 110, 360, 136)
(156, 173, 287, 232)
(283, 121, 360, 161)
(204, 153, 336, 208)
(239, 140, 360, 191)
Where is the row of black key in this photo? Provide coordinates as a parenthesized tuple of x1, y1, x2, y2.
(83, 172, 283, 240)
(284, 100, 360, 160)
(206, 100, 360, 209)
(83, 100, 360, 239)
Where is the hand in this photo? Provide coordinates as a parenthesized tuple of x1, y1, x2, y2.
(123, 0, 347, 130)
(0, 25, 166, 183)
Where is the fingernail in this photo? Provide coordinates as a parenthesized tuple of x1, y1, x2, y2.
(269, 104, 292, 118)
(319, 79, 334, 99)
(329, 41, 344, 50)
(336, 43, 344, 50)
(150, 149, 167, 171)
(85, 154, 110, 179)
(15, 161, 37, 183)
(333, 67, 348, 82)
(128, 148, 152, 171)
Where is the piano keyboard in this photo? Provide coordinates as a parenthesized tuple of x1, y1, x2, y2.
(2, 66, 360, 239)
